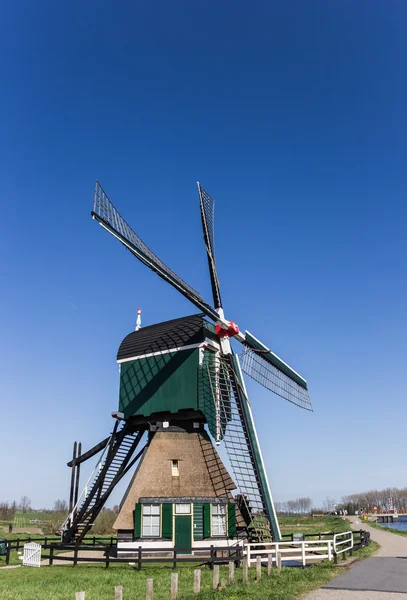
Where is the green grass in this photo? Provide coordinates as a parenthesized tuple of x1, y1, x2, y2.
(0, 561, 344, 600)
(278, 515, 350, 537)
(0, 516, 376, 599)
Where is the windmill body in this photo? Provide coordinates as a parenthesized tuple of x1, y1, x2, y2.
(60, 182, 312, 547)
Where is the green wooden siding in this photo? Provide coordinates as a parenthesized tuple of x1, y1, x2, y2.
(203, 503, 211, 538)
(133, 503, 142, 538)
(227, 503, 237, 537)
(193, 503, 204, 540)
(162, 503, 173, 539)
(119, 348, 199, 418)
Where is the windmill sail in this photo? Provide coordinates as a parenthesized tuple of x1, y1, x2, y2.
(197, 183, 222, 309)
(201, 350, 281, 541)
(92, 181, 219, 322)
(242, 331, 312, 411)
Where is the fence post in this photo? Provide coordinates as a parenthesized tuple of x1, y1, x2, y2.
(213, 564, 220, 589)
(45, 537, 48, 546)
(328, 540, 333, 562)
(115, 585, 123, 600)
(268, 553, 273, 576)
(229, 560, 235, 584)
(194, 569, 201, 595)
(138, 546, 142, 570)
(146, 578, 153, 600)
(301, 543, 306, 568)
(6, 543, 10, 566)
(210, 545, 214, 569)
(173, 549, 177, 570)
(171, 573, 178, 600)
(256, 554, 262, 580)
(74, 546, 78, 567)
(76, 593, 85, 600)
(243, 556, 248, 583)
(105, 552, 110, 569)
(93, 536, 96, 547)
(49, 545, 54, 566)
(277, 552, 281, 572)
(236, 545, 241, 568)
(17, 538, 20, 551)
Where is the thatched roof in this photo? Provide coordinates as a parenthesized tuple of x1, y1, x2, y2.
(114, 429, 236, 530)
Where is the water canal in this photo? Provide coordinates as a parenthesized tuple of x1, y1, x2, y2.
(379, 515, 407, 532)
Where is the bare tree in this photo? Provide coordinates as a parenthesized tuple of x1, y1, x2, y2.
(19, 496, 31, 513)
(53, 499, 68, 512)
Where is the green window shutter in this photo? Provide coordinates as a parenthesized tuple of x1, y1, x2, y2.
(162, 503, 173, 539)
(133, 503, 142, 538)
(227, 503, 237, 537)
(203, 503, 211, 538)
(193, 504, 204, 540)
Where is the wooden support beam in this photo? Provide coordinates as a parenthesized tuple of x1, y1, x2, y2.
(69, 442, 77, 513)
(74, 442, 82, 507)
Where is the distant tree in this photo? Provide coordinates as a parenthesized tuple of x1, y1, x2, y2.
(53, 499, 68, 512)
(19, 496, 31, 513)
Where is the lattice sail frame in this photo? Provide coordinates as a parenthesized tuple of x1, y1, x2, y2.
(93, 182, 216, 316)
(198, 183, 222, 309)
(200, 350, 281, 540)
(240, 348, 313, 411)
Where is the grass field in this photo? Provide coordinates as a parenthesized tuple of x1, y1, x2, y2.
(0, 516, 378, 600)
(0, 561, 344, 600)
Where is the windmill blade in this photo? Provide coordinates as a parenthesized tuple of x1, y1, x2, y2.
(240, 331, 312, 411)
(201, 349, 281, 540)
(92, 181, 219, 323)
(197, 183, 222, 309)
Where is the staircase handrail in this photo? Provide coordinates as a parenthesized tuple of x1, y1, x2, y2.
(60, 434, 112, 534)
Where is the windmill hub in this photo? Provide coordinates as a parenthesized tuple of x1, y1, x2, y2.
(216, 320, 239, 339)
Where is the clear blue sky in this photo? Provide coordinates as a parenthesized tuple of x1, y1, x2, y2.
(1, 1, 406, 510)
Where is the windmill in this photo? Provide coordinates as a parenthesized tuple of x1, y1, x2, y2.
(61, 181, 311, 546)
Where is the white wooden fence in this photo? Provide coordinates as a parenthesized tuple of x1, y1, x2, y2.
(23, 542, 41, 567)
(245, 531, 353, 568)
(333, 531, 353, 555)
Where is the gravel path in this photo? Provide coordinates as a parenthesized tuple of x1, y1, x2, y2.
(303, 518, 407, 599)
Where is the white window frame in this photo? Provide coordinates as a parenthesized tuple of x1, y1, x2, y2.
(142, 504, 160, 538)
(171, 459, 179, 477)
(211, 503, 227, 537)
(175, 503, 191, 514)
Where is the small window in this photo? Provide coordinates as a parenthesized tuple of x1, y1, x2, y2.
(212, 504, 227, 536)
(142, 504, 160, 537)
(175, 503, 191, 514)
(171, 460, 179, 477)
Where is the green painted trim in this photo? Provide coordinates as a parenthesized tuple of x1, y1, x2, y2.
(227, 503, 237, 537)
(162, 503, 172, 539)
(203, 503, 211, 538)
(133, 503, 141, 538)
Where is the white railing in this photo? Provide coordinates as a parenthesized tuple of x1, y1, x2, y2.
(245, 531, 353, 568)
(333, 531, 353, 555)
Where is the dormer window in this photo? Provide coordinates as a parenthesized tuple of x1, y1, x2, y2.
(171, 460, 179, 477)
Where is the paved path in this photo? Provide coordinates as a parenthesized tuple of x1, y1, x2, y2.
(304, 519, 407, 599)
